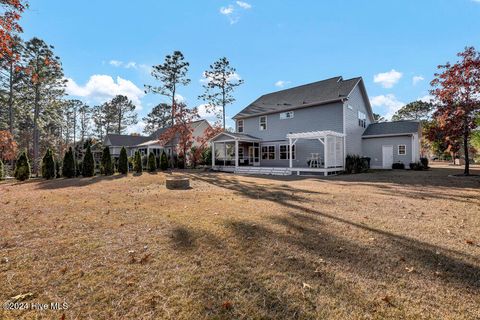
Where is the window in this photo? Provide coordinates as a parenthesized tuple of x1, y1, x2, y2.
(237, 120, 244, 133)
(398, 145, 406, 155)
(238, 146, 244, 159)
(358, 111, 366, 128)
(279, 145, 296, 160)
(259, 116, 267, 131)
(280, 111, 294, 119)
(261, 145, 275, 160)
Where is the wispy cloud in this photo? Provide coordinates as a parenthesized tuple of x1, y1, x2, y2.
(236, 1, 252, 9)
(109, 60, 123, 67)
(373, 69, 403, 88)
(412, 75, 424, 85)
(220, 5, 234, 15)
(274, 80, 291, 88)
(200, 71, 242, 84)
(370, 94, 405, 120)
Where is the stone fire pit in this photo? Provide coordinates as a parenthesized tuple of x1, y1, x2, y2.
(166, 177, 190, 190)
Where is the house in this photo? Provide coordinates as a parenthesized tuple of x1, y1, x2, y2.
(104, 119, 211, 159)
(210, 76, 421, 175)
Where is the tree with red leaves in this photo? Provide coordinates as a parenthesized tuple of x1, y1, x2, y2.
(430, 47, 480, 175)
(0, 129, 17, 161)
(0, 0, 27, 60)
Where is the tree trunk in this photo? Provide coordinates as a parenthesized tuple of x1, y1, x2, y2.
(8, 61, 14, 134)
(222, 87, 226, 130)
(33, 85, 40, 176)
(463, 131, 469, 176)
(171, 86, 176, 126)
(118, 108, 122, 134)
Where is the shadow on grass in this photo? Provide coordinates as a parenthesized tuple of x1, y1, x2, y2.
(34, 174, 127, 189)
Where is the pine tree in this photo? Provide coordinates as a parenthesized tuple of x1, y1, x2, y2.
(14, 151, 30, 181)
(148, 152, 156, 172)
(160, 151, 168, 170)
(101, 146, 113, 175)
(0, 159, 4, 180)
(82, 145, 95, 177)
(118, 146, 128, 174)
(134, 151, 142, 173)
(41, 148, 55, 179)
(62, 147, 75, 178)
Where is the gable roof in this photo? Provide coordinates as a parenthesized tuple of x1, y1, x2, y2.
(211, 132, 261, 142)
(362, 120, 421, 137)
(104, 134, 151, 147)
(148, 119, 209, 139)
(233, 76, 365, 119)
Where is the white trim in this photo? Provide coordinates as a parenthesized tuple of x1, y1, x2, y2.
(286, 130, 345, 139)
(362, 133, 414, 139)
(259, 115, 267, 131)
(237, 119, 244, 133)
(343, 103, 347, 168)
(398, 144, 407, 155)
(279, 144, 295, 160)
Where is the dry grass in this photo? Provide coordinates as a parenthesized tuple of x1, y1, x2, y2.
(0, 164, 479, 319)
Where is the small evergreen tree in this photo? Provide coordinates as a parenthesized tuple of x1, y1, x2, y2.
(82, 145, 95, 177)
(41, 149, 56, 179)
(101, 146, 114, 175)
(134, 151, 142, 173)
(62, 147, 76, 178)
(55, 160, 61, 178)
(0, 159, 4, 180)
(148, 152, 156, 172)
(118, 147, 128, 174)
(14, 151, 31, 181)
(160, 151, 168, 170)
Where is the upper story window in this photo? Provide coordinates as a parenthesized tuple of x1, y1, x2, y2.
(259, 116, 267, 131)
(358, 111, 367, 128)
(237, 120, 244, 133)
(398, 145, 406, 155)
(280, 111, 294, 120)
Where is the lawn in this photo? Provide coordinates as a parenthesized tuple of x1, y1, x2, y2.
(1, 164, 479, 319)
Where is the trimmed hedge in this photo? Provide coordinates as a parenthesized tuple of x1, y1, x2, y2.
(82, 145, 95, 177)
(41, 148, 56, 179)
(134, 151, 142, 173)
(62, 147, 76, 178)
(392, 162, 405, 170)
(160, 151, 168, 170)
(101, 147, 114, 175)
(345, 154, 369, 174)
(118, 146, 128, 174)
(148, 152, 156, 172)
(14, 151, 31, 181)
(0, 159, 4, 180)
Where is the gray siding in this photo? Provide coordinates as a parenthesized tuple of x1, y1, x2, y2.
(344, 85, 372, 156)
(240, 102, 344, 141)
(259, 139, 325, 168)
(362, 135, 413, 168)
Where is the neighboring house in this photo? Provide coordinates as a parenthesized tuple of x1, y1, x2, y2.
(104, 119, 211, 159)
(210, 76, 421, 175)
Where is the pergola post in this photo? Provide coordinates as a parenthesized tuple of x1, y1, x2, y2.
(223, 142, 226, 167)
(324, 135, 328, 169)
(289, 138, 292, 168)
(235, 140, 239, 168)
(212, 142, 215, 167)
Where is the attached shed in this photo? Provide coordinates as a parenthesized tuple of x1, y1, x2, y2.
(361, 120, 422, 169)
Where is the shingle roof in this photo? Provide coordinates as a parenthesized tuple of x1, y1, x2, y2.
(362, 121, 421, 136)
(216, 132, 261, 141)
(148, 119, 207, 139)
(105, 134, 151, 146)
(233, 76, 362, 119)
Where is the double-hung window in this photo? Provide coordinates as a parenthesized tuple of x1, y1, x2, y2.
(358, 111, 367, 128)
(398, 145, 406, 155)
(237, 120, 244, 133)
(279, 145, 295, 160)
(261, 145, 275, 160)
(259, 116, 267, 131)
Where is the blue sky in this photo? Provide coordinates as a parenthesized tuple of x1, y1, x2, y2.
(21, 0, 480, 132)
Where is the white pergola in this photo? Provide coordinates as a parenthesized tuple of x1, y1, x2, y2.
(286, 130, 345, 169)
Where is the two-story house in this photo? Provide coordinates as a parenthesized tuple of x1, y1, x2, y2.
(210, 76, 421, 175)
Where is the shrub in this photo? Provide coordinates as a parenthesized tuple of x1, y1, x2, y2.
(177, 154, 185, 169)
(409, 162, 425, 171)
(148, 152, 156, 172)
(0, 159, 4, 180)
(156, 156, 160, 169)
(134, 151, 142, 173)
(82, 145, 95, 177)
(101, 146, 114, 175)
(392, 162, 405, 170)
(201, 148, 212, 166)
(62, 147, 76, 178)
(345, 154, 368, 174)
(55, 160, 61, 178)
(118, 146, 128, 174)
(420, 157, 429, 169)
(14, 151, 31, 181)
(41, 149, 56, 179)
(160, 151, 168, 170)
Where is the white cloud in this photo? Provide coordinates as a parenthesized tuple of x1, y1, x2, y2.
(220, 5, 234, 15)
(197, 103, 224, 124)
(126, 120, 146, 135)
(65, 75, 145, 110)
(412, 75, 424, 85)
(274, 80, 291, 88)
(200, 71, 242, 84)
(124, 61, 137, 69)
(109, 60, 123, 67)
(418, 95, 434, 103)
(370, 94, 405, 120)
(373, 69, 403, 88)
(236, 1, 252, 9)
